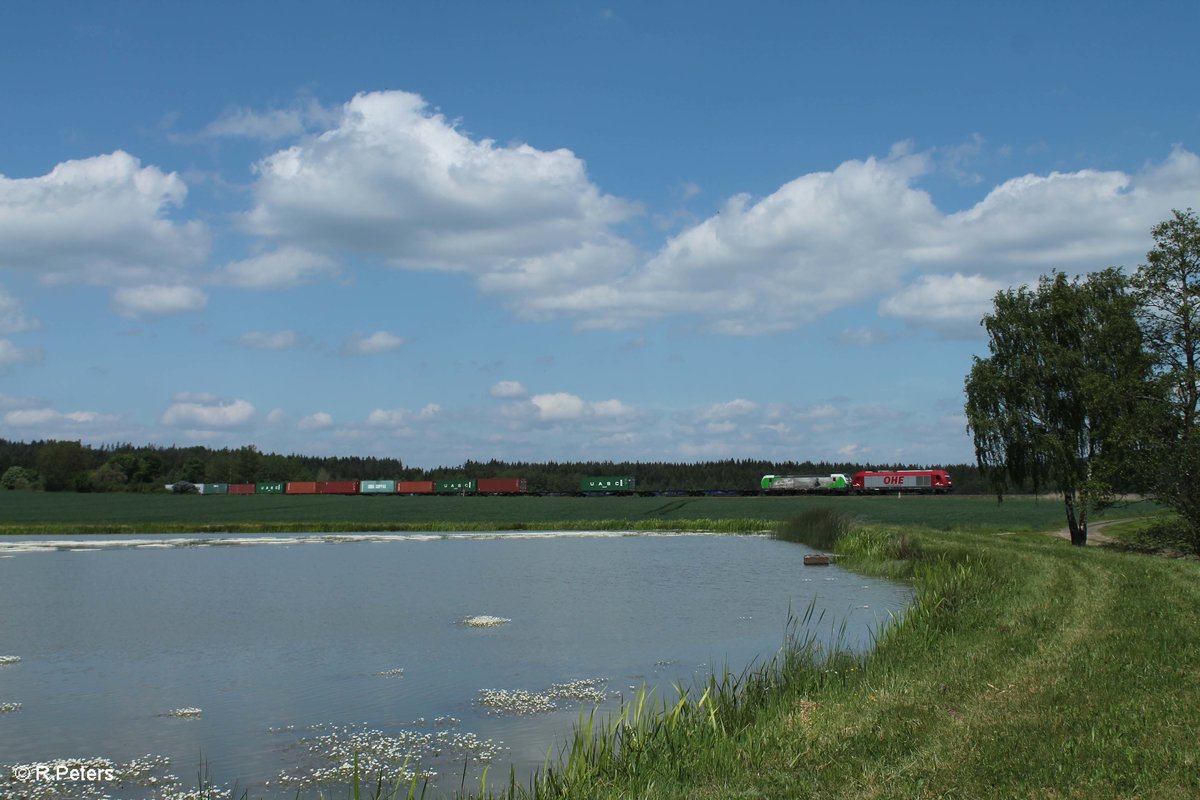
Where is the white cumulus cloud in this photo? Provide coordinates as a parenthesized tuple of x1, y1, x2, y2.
(298, 411, 333, 431)
(219, 247, 339, 289)
(489, 380, 528, 398)
(878, 273, 1006, 336)
(529, 392, 634, 421)
(161, 397, 255, 428)
(112, 285, 207, 318)
(242, 90, 637, 309)
(0, 151, 209, 285)
(341, 330, 405, 355)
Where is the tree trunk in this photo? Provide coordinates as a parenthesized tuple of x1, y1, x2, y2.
(1063, 491, 1088, 546)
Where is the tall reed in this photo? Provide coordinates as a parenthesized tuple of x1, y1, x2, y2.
(772, 507, 857, 550)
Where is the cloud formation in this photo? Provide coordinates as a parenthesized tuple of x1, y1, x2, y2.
(0, 151, 208, 285)
(340, 330, 405, 355)
(219, 247, 339, 289)
(298, 411, 333, 431)
(161, 397, 255, 428)
(112, 285, 207, 318)
(230, 91, 1200, 338)
(489, 380, 527, 398)
(529, 392, 633, 421)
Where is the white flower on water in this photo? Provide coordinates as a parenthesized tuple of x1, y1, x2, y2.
(167, 707, 202, 717)
(375, 667, 405, 677)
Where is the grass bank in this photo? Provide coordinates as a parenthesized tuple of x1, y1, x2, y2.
(467, 515, 1200, 799)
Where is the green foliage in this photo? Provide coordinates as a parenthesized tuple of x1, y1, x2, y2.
(965, 269, 1151, 545)
(35, 440, 91, 492)
(1132, 208, 1200, 550)
(0, 465, 38, 490)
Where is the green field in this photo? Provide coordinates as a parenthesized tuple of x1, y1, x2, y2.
(0, 491, 1157, 534)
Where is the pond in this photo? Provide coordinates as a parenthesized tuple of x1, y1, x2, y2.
(0, 531, 912, 799)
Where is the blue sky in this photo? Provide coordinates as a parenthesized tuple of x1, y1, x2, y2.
(1, 1, 1197, 468)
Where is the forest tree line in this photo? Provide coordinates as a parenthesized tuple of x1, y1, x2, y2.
(0, 437, 1013, 494)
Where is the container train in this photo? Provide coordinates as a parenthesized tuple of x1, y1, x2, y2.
(170, 469, 952, 497)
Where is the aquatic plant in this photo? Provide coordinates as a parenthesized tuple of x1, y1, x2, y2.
(773, 507, 858, 550)
(167, 707, 203, 717)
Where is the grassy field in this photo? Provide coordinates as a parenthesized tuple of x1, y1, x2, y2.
(474, 520, 1200, 800)
(0, 491, 1158, 534)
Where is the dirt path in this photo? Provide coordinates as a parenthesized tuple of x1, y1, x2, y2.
(1049, 520, 1120, 546)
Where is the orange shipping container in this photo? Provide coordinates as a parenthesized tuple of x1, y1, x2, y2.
(286, 482, 318, 494)
(396, 481, 435, 494)
(477, 478, 527, 494)
(318, 481, 359, 494)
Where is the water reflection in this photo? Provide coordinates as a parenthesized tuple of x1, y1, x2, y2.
(0, 531, 911, 798)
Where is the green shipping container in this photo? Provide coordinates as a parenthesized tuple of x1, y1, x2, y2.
(255, 482, 285, 494)
(198, 483, 228, 495)
(360, 480, 397, 494)
(435, 479, 477, 494)
(580, 476, 636, 492)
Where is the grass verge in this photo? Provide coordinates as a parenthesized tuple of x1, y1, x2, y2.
(459, 518, 1200, 799)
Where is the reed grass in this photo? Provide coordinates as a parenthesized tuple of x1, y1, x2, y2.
(772, 507, 858, 549)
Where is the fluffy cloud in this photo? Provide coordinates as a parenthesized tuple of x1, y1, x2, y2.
(161, 397, 255, 428)
(529, 392, 633, 421)
(340, 330, 405, 355)
(243, 90, 635, 288)
(520, 146, 1200, 334)
(219, 247, 339, 289)
(239, 329, 299, 350)
(298, 411, 333, 431)
(3, 408, 109, 426)
(112, 285, 208, 318)
(199, 99, 336, 141)
(489, 380, 527, 398)
(0, 151, 209, 285)
(701, 399, 760, 421)
(236, 94, 1200, 336)
(367, 403, 440, 427)
(878, 273, 1006, 336)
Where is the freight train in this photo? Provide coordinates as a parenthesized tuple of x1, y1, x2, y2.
(170, 469, 952, 497)
(758, 470, 953, 495)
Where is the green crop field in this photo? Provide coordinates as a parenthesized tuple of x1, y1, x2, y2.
(0, 491, 1157, 534)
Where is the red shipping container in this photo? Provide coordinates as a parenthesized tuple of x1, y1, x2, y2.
(396, 481, 435, 494)
(477, 478, 527, 494)
(318, 481, 359, 495)
(286, 482, 318, 494)
(228, 483, 256, 495)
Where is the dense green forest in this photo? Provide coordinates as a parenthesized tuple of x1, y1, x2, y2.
(0, 437, 1002, 494)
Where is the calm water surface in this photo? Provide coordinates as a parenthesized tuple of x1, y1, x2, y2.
(0, 532, 911, 798)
